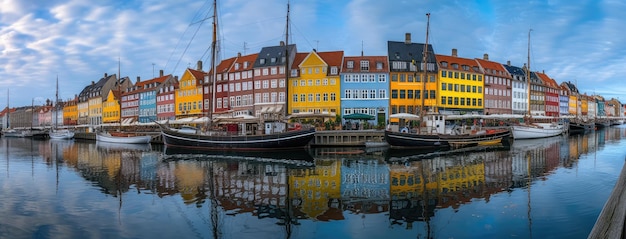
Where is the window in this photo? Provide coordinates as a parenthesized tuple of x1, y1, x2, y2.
(430, 90, 435, 99)
(330, 93, 336, 101)
(407, 90, 413, 99)
(360, 60, 370, 71)
(345, 90, 352, 99)
(300, 94, 305, 102)
(391, 90, 398, 99)
(441, 96, 446, 105)
(347, 61, 354, 68)
(308, 94, 313, 102)
(378, 74, 386, 82)
(330, 67, 338, 75)
(399, 90, 406, 99)
(415, 90, 421, 99)
(442, 83, 447, 91)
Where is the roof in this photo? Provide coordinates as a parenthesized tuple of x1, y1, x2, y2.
(536, 71, 558, 88)
(341, 56, 389, 73)
(210, 56, 237, 76)
(316, 50, 344, 67)
(291, 53, 308, 70)
(475, 58, 510, 78)
(387, 41, 437, 65)
(254, 44, 296, 68)
(435, 54, 482, 74)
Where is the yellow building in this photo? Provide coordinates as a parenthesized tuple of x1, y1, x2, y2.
(568, 95, 578, 115)
(88, 96, 102, 125)
(289, 50, 343, 116)
(62, 97, 78, 125)
(436, 52, 484, 114)
(102, 90, 121, 124)
(387, 35, 438, 122)
(175, 67, 205, 119)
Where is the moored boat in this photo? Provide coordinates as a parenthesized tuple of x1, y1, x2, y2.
(512, 122, 565, 139)
(49, 129, 75, 140)
(158, 123, 315, 150)
(96, 132, 152, 144)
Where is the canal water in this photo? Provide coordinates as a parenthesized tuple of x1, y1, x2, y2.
(1, 126, 626, 239)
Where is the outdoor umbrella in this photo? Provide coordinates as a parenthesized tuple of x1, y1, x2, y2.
(343, 113, 374, 120)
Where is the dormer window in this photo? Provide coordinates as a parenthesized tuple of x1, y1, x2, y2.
(462, 65, 470, 71)
(259, 59, 266, 64)
(452, 63, 459, 70)
(441, 61, 448, 68)
(234, 63, 240, 70)
(376, 62, 383, 70)
(330, 66, 338, 75)
(473, 66, 480, 72)
(271, 57, 276, 63)
(360, 60, 369, 71)
(281, 56, 286, 63)
(347, 61, 354, 69)
(243, 62, 248, 68)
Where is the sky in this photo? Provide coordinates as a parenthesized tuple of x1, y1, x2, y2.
(1, 0, 626, 107)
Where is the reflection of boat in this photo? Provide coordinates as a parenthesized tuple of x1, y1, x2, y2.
(510, 134, 563, 152)
(96, 141, 152, 151)
(96, 132, 152, 144)
(163, 146, 315, 164)
(385, 144, 510, 162)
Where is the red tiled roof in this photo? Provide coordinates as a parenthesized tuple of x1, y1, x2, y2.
(291, 53, 308, 70)
(536, 72, 558, 88)
(211, 57, 237, 75)
(317, 51, 344, 68)
(188, 68, 206, 80)
(342, 56, 389, 73)
(475, 58, 510, 78)
(436, 54, 482, 73)
(236, 53, 258, 71)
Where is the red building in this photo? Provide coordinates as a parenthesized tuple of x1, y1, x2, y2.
(536, 71, 560, 117)
(476, 54, 512, 115)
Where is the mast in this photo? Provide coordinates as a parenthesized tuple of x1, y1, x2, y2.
(55, 75, 59, 129)
(284, 0, 290, 118)
(526, 29, 532, 116)
(6, 89, 9, 129)
(419, 13, 431, 126)
(209, 0, 218, 128)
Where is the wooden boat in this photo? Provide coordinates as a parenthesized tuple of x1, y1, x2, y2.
(96, 132, 152, 144)
(569, 120, 594, 134)
(158, 123, 315, 150)
(49, 129, 75, 139)
(512, 122, 564, 139)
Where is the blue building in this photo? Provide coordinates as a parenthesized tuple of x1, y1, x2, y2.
(138, 72, 176, 123)
(340, 55, 389, 128)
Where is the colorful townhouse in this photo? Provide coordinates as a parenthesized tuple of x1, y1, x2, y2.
(138, 71, 175, 123)
(253, 42, 296, 120)
(210, 55, 237, 118)
(558, 84, 570, 116)
(37, 102, 53, 127)
(529, 71, 545, 116)
(156, 76, 178, 121)
(175, 61, 205, 119)
(121, 77, 141, 125)
(502, 61, 528, 115)
(228, 53, 258, 118)
(476, 54, 512, 115)
(0, 107, 16, 130)
(62, 96, 78, 125)
(102, 89, 121, 124)
(340, 55, 389, 127)
(561, 81, 580, 116)
(387, 33, 438, 118)
(77, 73, 119, 126)
(536, 71, 560, 117)
(77, 84, 91, 125)
(290, 50, 343, 116)
(594, 95, 606, 118)
(435, 49, 484, 115)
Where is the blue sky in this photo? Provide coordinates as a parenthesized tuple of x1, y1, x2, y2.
(1, 0, 625, 107)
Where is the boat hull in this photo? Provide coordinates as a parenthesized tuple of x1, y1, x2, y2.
(49, 130, 75, 140)
(384, 131, 449, 148)
(512, 123, 565, 139)
(159, 125, 315, 150)
(96, 133, 152, 144)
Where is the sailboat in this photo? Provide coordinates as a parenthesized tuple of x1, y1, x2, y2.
(157, 0, 315, 150)
(384, 13, 511, 148)
(49, 76, 75, 139)
(511, 30, 566, 140)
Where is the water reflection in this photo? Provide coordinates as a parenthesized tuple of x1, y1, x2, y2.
(3, 126, 626, 238)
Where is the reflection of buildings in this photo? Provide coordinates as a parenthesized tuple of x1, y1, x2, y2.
(291, 159, 342, 221)
(340, 159, 389, 214)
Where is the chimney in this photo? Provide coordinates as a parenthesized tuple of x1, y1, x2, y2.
(405, 33, 411, 44)
(136, 76, 140, 84)
(452, 48, 457, 57)
(196, 60, 203, 71)
(280, 41, 285, 46)
(159, 69, 164, 77)
(104, 73, 108, 78)
(175, 76, 179, 81)
(483, 53, 489, 60)
(91, 81, 95, 86)
(507, 60, 511, 66)
(237, 52, 242, 57)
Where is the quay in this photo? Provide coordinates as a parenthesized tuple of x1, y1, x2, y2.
(588, 161, 626, 239)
